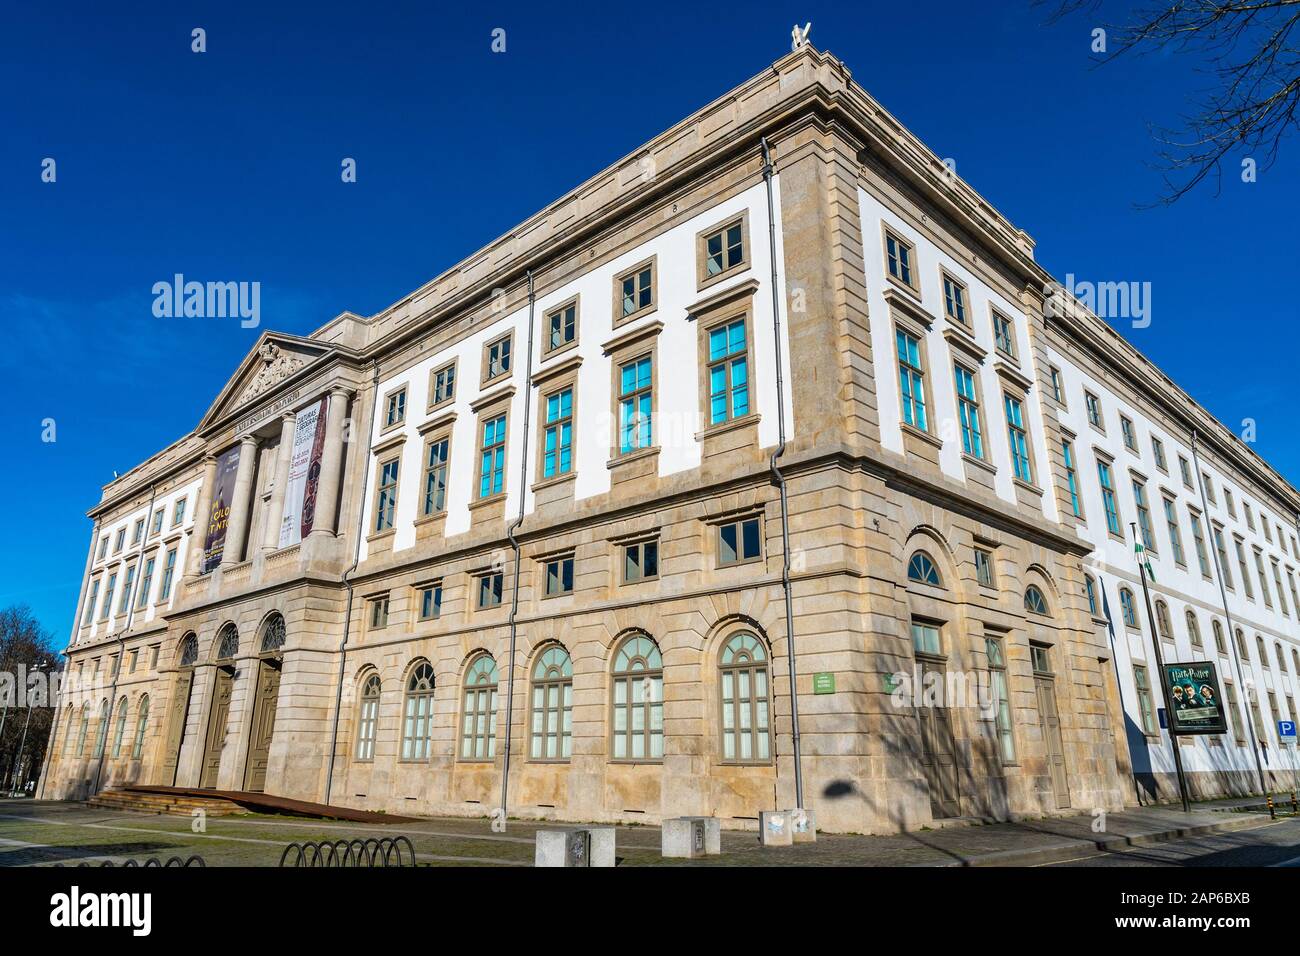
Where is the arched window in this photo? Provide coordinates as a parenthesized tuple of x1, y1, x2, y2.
(460, 654, 499, 760)
(1119, 588, 1138, 628)
(110, 696, 128, 758)
(216, 623, 239, 661)
(178, 632, 198, 667)
(1278, 644, 1288, 674)
(132, 695, 150, 759)
(1257, 636, 1269, 668)
(355, 674, 381, 760)
(719, 632, 771, 763)
(92, 699, 110, 758)
(1293, 648, 1299, 674)
(260, 613, 286, 654)
(1084, 575, 1098, 616)
(61, 705, 75, 756)
(401, 662, 435, 761)
(611, 633, 663, 761)
(1024, 585, 1049, 616)
(530, 645, 573, 760)
(1213, 619, 1226, 655)
(907, 551, 942, 586)
(1186, 611, 1202, 647)
(1154, 601, 1172, 640)
(76, 704, 90, 756)
(1236, 628, 1249, 659)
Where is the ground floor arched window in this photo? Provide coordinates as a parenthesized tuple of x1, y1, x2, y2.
(132, 695, 150, 759)
(460, 655, 499, 760)
(530, 645, 572, 760)
(611, 633, 663, 761)
(719, 631, 770, 763)
(401, 662, 435, 761)
(356, 674, 380, 760)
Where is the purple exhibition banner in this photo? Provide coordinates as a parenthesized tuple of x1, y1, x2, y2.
(202, 444, 241, 573)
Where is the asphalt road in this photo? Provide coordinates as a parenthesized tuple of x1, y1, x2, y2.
(1044, 816, 1300, 867)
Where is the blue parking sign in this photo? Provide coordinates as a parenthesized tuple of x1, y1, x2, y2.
(1279, 720, 1296, 738)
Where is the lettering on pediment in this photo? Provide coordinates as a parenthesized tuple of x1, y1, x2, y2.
(237, 342, 307, 406)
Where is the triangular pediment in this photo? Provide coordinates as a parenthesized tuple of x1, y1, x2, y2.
(198, 332, 335, 431)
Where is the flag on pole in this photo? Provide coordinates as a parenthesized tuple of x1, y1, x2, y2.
(1134, 540, 1156, 582)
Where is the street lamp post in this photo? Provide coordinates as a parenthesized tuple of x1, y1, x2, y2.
(8, 663, 45, 797)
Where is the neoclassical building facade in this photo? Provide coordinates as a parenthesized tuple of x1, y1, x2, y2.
(39, 45, 1300, 833)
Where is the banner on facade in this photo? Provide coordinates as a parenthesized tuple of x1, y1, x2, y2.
(1163, 661, 1228, 736)
(278, 397, 327, 548)
(202, 445, 242, 572)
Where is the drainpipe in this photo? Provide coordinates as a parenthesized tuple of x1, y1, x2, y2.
(499, 271, 537, 825)
(91, 485, 157, 797)
(324, 362, 379, 806)
(1191, 430, 1268, 797)
(760, 136, 804, 811)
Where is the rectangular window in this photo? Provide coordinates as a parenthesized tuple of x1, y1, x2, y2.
(544, 555, 575, 597)
(374, 457, 400, 532)
(82, 579, 100, 626)
(422, 437, 449, 515)
(1203, 473, 1216, 504)
(1049, 366, 1064, 405)
(1178, 456, 1192, 488)
(544, 299, 577, 354)
(159, 548, 177, 601)
(1098, 461, 1122, 536)
(417, 581, 443, 621)
(477, 571, 504, 609)
(618, 355, 653, 454)
(1134, 665, 1157, 735)
(953, 364, 983, 459)
(1062, 439, 1081, 517)
(718, 516, 762, 567)
(707, 318, 749, 425)
(616, 260, 655, 323)
(131, 518, 144, 546)
(1272, 561, 1288, 617)
(1031, 644, 1052, 674)
(975, 548, 995, 588)
(1163, 497, 1186, 566)
(384, 387, 407, 428)
(1244, 502, 1255, 531)
(1004, 393, 1032, 483)
(1189, 511, 1211, 576)
(113, 528, 125, 553)
(101, 573, 117, 620)
(118, 564, 136, 615)
(368, 595, 389, 630)
(991, 310, 1016, 357)
(136, 556, 155, 609)
(1235, 538, 1253, 599)
(542, 387, 573, 478)
(478, 414, 507, 498)
(1085, 391, 1103, 430)
(623, 539, 659, 584)
(884, 229, 914, 287)
(1151, 437, 1167, 471)
(151, 508, 164, 536)
(484, 333, 512, 382)
(1214, 526, 1233, 588)
(910, 620, 941, 656)
(97, 536, 108, 560)
(704, 218, 746, 280)
(896, 329, 927, 432)
(1120, 415, 1137, 452)
(941, 272, 967, 324)
(1133, 480, 1156, 552)
(429, 361, 456, 408)
(173, 497, 186, 527)
(128, 650, 138, 674)
(1225, 681, 1245, 743)
(1254, 550, 1272, 608)
(986, 636, 1015, 763)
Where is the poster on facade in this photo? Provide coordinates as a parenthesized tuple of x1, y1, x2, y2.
(278, 397, 327, 548)
(1163, 661, 1228, 736)
(202, 445, 242, 572)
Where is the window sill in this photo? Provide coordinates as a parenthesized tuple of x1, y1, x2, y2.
(962, 452, 996, 475)
(608, 445, 660, 470)
(539, 338, 579, 364)
(531, 471, 576, 494)
(900, 422, 943, 450)
(366, 528, 396, 545)
(612, 302, 657, 330)
(696, 261, 751, 295)
(696, 412, 760, 443)
(468, 492, 506, 512)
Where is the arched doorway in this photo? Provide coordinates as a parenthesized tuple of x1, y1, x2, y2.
(157, 633, 199, 786)
(242, 613, 285, 792)
(200, 624, 239, 789)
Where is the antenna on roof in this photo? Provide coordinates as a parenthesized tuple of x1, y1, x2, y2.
(791, 22, 811, 51)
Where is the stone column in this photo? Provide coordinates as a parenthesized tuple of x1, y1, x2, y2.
(309, 387, 351, 538)
(185, 454, 219, 579)
(220, 434, 260, 568)
(262, 413, 297, 553)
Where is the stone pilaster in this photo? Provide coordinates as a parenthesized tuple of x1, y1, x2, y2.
(308, 387, 350, 538)
(184, 454, 219, 580)
(220, 434, 260, 568)
(262, 413, 297, 553)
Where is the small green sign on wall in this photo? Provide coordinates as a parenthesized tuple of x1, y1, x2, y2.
(813, 672, 836, 695)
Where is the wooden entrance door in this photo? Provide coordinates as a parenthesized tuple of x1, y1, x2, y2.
(1035, 675, 1071, 809)
(157, 670, 194, 786)
(199, 667, 234, 789)
(918, 659, 961, 818)
(242, 659, 281, 792)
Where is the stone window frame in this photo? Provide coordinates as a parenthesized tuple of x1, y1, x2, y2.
(113, 527, 126, 554)
(892, 313, 935, 439)
(367, 592, 390, 631)
(1001, 386, 1037, 490)
(354, 670, 381, 762)
(458, 653, 499, 762)
(1212, 523, 1234, 590)
(985, 632, 1018, 765)
(399, 659, 436, 762)
(952, 359, 987, 462)
(881, 222, 919, 297)
(1186, 609, 1203, 648)
(97, 535, 109, 561)
(415, 578, 443, 622)
(1162, 493, 1187, 569)
(470, 388, 513, 508)
(1133, 663, 1158, 736)
(717, 630, 774, 766)
(604, 319, 663, 468)
(135, 550, 158, 611)
(1095, 451, 1125, 542)
(418, 429, 452, 519)
(533, 361, 580, 488)
(1061, 434, 1084, 521)
(131, 517, 145, 547)
(697, 302, 757, 435)
(159, 547, 178, 602)
(1084, 390, 1105, 433)
(150, 507, 165, 537)
(989, 306, 1017, 362)
(695, 209, 751, 293)
(528, 643, 574, 763)
(172, 496, 187, 528)
(1119, 414, 1138, 453)
(1130, 472, 1158, 555)
(711, 509, 764, 570)
(1151, 436, 1168, 474)
(369, 441, 404, 537)
(609, 630, 665, 764)
(542, 293, 580, 359)
(381, 383, 408, 433)
(481, 330, 514, 387)
(612, 254, 658, 328)
(117, 562, 137, 617)
(539, 549, 576, 599)
(1119, 586, 1140, 630)
(427, 358, 458, 413)
(974, 547, 996, 590)
(1048, 365, 1067, 409)
(618, 533, 661, 586)
(474, 568, 505, 611)
(1178, 455, 1193, 490)
(939, 267, 969, 327)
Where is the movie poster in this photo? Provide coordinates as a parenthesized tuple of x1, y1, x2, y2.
(1164, 661, 1228, 736)
(278, 398, 327, 548)
(202, 445, 242, 573)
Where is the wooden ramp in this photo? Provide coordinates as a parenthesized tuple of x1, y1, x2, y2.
(113, 785, 417, 823)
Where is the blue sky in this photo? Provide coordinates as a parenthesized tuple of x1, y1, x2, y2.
(2, 1, 1297, 642)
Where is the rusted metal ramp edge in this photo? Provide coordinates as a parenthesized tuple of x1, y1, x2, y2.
(121, 785, 418, 824)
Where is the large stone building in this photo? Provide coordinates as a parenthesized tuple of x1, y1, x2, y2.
(39, 44, 1300, 833)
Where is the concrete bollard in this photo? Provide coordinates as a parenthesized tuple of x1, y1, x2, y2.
(535, 826, 617, 867)
(758, 809, 793, 846)
(662, 816, 721, 858)
(788, 808, 817, 844)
